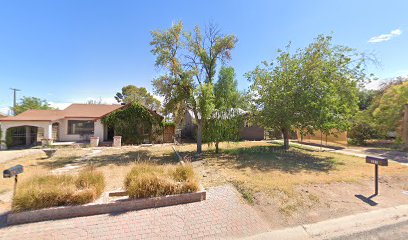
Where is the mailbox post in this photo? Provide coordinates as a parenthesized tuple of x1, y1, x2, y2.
(3, 165, 24, 196)
(365, 156, 388, 195)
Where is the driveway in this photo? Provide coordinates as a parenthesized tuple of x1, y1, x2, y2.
(0, 149, 44, 163)
(0, 185, 270, 239)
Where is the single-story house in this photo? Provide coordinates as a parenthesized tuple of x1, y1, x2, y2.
(0, 103, 164, 149)
(179, 108, 264, 141)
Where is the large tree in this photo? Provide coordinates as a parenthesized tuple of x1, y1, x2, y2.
(115, 85, 161, 111)
(12, 96, 55, 115)
(150, 21, 237, 153)
(246, 35, 369, 149)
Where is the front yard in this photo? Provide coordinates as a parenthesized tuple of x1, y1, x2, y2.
(1, 141, 407, 228)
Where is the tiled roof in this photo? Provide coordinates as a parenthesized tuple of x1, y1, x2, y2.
(63, 104, 123, 118)
(0, 104, 124, 122)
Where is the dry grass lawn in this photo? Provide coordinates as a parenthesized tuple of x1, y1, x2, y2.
(1, 141, 406, 215)
(197, 141, 407, 196)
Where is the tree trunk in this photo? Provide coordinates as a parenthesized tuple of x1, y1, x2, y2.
(282, 128, 290, 150)
(196, 121, 203, 154)
(215, 142, 219, 153)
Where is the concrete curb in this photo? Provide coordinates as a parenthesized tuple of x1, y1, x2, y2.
(246, 204, 408, 240)
(7, 190, 206, 225)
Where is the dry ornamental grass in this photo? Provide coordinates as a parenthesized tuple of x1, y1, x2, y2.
(124, 162, 199, 199)
(12, 168, 105, 212)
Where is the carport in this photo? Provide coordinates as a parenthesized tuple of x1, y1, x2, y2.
(0, 109, 61, 150)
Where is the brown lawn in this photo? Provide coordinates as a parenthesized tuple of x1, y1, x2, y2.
(1, 141, 407, 227)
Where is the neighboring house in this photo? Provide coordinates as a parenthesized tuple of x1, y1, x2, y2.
(179, 108, 264, 141)
(0, 104, 163, 149)
(296, 130, 348, 146)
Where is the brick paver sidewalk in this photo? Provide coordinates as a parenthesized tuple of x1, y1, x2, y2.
(0, 185, 269, 239)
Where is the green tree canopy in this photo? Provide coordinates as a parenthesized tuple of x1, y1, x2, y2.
(204, 66, 246, 153)
(150, 21, 237, 153)
(371, 79, 408, 138)
(246, 35, 370, 149)
(214, 66, 242, 110)
(115, 85, 161, 112)
(12, 96, 55, 115)
(357, 89, 379, 111)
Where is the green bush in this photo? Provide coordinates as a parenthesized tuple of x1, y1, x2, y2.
(349, 113, 378, 145)
(102, 103, 163, 145)
(12, 168, 105, 212)
(124, 163, 199, 199)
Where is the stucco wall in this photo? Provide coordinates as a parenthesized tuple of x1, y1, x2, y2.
(239, 126, 265, 141)
(0, 121, 53, 149)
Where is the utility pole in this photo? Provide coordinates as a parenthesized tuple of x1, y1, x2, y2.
(10, 88, 21, 116)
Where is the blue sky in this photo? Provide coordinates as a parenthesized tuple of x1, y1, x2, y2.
(1, 0, 407, 114)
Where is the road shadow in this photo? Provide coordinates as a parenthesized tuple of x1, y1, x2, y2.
(87, 149, 181, 167)
(218, 145, 341, 173)
(355, 194, 378, 206)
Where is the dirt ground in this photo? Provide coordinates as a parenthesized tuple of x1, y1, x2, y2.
(252, 175, 408, 228)
(190, 141, 408, 228)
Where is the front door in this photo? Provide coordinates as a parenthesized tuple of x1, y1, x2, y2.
(107, 127, 114, 141)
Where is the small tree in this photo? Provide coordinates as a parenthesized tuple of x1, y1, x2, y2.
(204, 66, 246, 153)
(204, 109, 244, 153)
(12, 96, 55, 115)
(150, 21, 237, 154)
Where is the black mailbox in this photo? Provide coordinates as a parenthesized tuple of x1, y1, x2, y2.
(3, 165, 24, 178)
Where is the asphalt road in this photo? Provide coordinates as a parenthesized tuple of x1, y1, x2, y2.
(334, 220, 408, 240)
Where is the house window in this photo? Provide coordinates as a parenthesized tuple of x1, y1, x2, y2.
(67, 120, 94, 135)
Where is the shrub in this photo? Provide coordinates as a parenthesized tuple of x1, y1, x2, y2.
(76, 167, 105, 196)
(12, 168, 105, 212)
(124, 163, 199, 199)
(349, 112, 378, 145)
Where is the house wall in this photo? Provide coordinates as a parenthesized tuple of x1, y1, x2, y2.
(180, 111, 195, 139)
(58, 118, 104, 142)
(239, 126, 265, 141)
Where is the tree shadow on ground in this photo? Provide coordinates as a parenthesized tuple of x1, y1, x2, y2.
(217, 145, 342, 174)
(37, 147, 199, 169)
(37, 156, 81, 169)
(86, 150, 181, 167)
